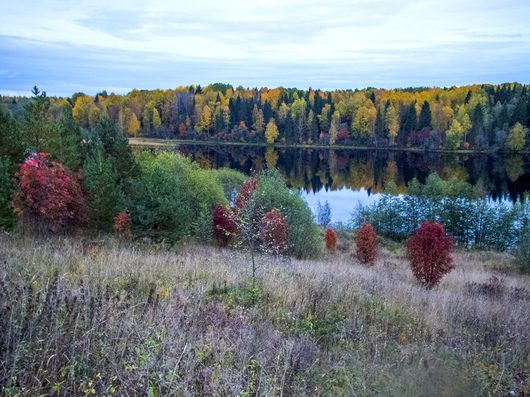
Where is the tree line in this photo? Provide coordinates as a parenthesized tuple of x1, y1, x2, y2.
(2, 82, 530, 150)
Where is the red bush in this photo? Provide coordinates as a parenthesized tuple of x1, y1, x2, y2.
(325, 228, 337, 251)
(355, 223, 378, 265)
(12, 152, 86, 232)
(114, 211, 132, 240)
(259, 209, 288, 253)
(212, 204, 237, 246)
(406, 221, 454, 288)
(235, 177, 258, 211)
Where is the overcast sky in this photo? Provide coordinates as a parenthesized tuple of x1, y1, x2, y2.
(1, 0, 529, 96)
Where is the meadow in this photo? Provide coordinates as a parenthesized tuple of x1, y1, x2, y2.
(1, 232, 528, 396)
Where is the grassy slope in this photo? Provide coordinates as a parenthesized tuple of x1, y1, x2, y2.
(0, 233, 529, 396)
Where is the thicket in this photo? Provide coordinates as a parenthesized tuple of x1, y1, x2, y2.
(251, 170, 321, 259)
(353, 173, 524, 250)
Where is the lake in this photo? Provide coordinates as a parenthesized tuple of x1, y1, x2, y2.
(172, 144, 530, 223)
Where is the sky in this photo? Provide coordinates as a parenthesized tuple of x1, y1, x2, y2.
(1, 0, 530, 96)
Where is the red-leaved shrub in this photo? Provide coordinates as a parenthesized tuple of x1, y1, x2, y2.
(212, 204, 237, 246)
(114, 211, 132, 240)
(406, 221, 454, 288)
(12, 152, 86, 232)
(235, 177, 258, 211)
(355, 223, 378, 265)
(325, 228, 337, 251)
(259, 209, 288, 253)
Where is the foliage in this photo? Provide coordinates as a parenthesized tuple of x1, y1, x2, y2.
(352, 173, 522, 251)
(128, 152, 226, 241)
(316, 200, 331, 227)
(265, 118, 279, 144)
(0, 109, 25, 164)
(3, 83, 530, 150)
(258, 209, 288, 253)
(90, 118, 137, 182)
(251, 169, 321, 259)
(406, 221, 454, 288)
(12, 153, 86, 232)
(212, 204, 237, 247)
(0, 157, 16, 228)
(235, 177, 258, 211)
(114, 211, 132, 239)
(324, 228, 337, 251)
(83, 147, 125, 230)
(505, 122, 527, 151)
(515, 207, 530, 273)
(355, 223, 378, 265)
(209, 168, 247, 204)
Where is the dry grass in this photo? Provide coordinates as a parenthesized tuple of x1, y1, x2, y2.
(0, 232, 529, 396)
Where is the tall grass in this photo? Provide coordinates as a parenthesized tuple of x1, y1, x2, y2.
(0, 233, 528, 396)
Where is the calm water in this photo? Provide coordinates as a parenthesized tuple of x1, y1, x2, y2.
(174, 144, 530, 223)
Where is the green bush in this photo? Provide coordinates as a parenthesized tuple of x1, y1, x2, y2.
(83, 147, 125, 230)
(253, 169, 321, 259)
(0, 157, 16, 228)
(209, 168, 247, 203)
(128, 152, 227, 241)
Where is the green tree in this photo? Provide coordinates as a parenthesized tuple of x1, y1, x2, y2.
(152, 107, 162, 130)
(91, 118, 137, 182)
(83, 147, 125, 230)
(22, 86, 59, 152)
(418, 101, 432, 129)
(505, 122, 527, 151)
(445, 119, 464, 150)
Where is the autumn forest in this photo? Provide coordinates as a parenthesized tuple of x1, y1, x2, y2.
(2, 82, 530, 151)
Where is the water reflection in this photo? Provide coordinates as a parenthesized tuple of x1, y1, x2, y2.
(174, 144, 530, 221)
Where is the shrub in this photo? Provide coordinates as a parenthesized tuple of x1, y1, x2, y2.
(0, 157, 16, 228)
(83, 148, 125, 230)
(235, 177, 258, 211)
(113, 211, 131, 240)
(324, 228, 337, 251)
(209, 168, 247, 204)
(406, 221, 454, 288)
(212, 205, 237, 247)
(128, 152, 226, 241)
(355, 223, 378, 265)
(251, 170, 321, 259)
(515, 216, 530, 273)
(12, 153, 86, 233)
(259, 209, 288, 253)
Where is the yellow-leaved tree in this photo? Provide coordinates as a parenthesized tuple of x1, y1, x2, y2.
(265, 119, 279, 144)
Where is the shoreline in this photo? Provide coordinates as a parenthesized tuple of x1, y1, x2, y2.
(129, 137, 530, 154)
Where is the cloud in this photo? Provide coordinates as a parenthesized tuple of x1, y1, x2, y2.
(1, 0, 529, 95)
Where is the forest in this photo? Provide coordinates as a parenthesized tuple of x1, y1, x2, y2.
(2, 82, 530, 151)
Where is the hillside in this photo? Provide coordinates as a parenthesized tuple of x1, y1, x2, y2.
(1, 233, 528, 396)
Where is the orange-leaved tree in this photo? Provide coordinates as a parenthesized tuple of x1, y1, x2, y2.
(113, 211, 132, 240)
(355, 223, 378, 265)
(325, 228, 337, 251)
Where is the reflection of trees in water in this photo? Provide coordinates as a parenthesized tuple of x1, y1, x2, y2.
(175, 144, 530, 201)
(505, 155, 524, 183)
